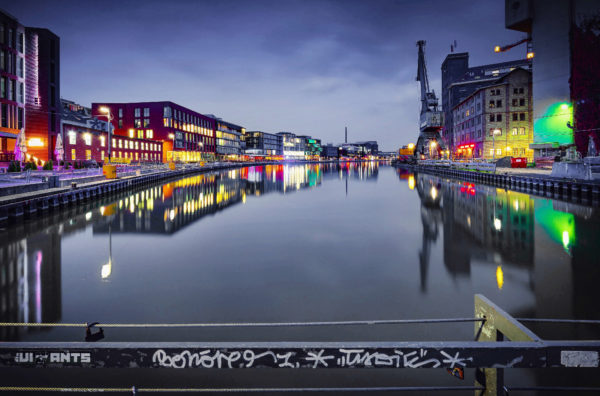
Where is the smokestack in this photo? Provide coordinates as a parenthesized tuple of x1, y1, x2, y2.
(345, 126, 347, 143)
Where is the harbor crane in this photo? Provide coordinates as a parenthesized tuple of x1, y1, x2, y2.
(415, 40, 446, 158)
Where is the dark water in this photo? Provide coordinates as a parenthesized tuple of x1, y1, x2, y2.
(1, 163, 599, 393)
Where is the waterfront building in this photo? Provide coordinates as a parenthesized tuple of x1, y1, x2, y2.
(441, 52, 531, 153)
(321, 143, 339, 158)
(339, 141, 379, 157)
(61, 99, 162, 164)
(505, 0, 600, 158)
(206, 115, 243, 160)
(91, 101, 215, 163)
(0, 9, 60, 164)
(245, 131, 283, 157)
(452, 68, 533, 160)
(297, 135, 322, 159)
(276, 131, 304, 159)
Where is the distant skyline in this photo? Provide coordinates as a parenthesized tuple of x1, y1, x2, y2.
(2, 0, 527, 150)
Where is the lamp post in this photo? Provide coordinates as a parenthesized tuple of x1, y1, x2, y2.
(98, 107, 113, 162)
(492, 128, 501, 161)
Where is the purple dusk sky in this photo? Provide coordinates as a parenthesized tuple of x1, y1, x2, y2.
(3, 0, 526, 150)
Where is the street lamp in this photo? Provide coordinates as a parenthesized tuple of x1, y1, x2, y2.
(98, 107, 113, 161)
(492, 129, 501, 161)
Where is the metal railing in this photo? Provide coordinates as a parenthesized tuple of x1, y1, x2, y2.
(0, 294, 598, 394)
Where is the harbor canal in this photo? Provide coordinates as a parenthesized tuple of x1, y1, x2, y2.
(1, 162, 599, 392)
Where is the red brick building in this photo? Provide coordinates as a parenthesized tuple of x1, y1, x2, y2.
(61, 100, 162, 164)
(91, 101, 216, 163)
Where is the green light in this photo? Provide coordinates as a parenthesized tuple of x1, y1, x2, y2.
(534, 101, 573, 145)
(535, 199, 576, 254)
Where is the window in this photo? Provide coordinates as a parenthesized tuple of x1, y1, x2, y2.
(490, 149, 494, 156)
(135, 141, 139, 150)
(496, 100, 502, 108)
(0, 77, 4, 98)
(17, 107, 23, 129)
(137, 130, 143, 139)
(118, 108, 123, 118)
(489, 100, 495, 109)
(476, 103, 481, 111)
(119, 139, 123, 148)
(512, 128, 518, 135)
(512, 99, 518, 106)
(143, 118, 149, 127)
(520, 113, 526, 121)
(496, 148, 502, 155)
(134, 108, 141, 117)
(163, 106, 171, 117)
(134, 119, 141, 128)
(513, 88, 519, 95)
(69, 133, 76, 144)
(489, 114, 495, 122)
(143, 108, 150, 117)
(17, 57, 23, 78)
(100, 136, 105, 147)
(84, 134, 92, 145)
(519, 127, 526, 135)
(18, 82, 23, 103)
(519, 98, 525, 106)
(112, 138, 116, 148)
(71, 149, 76, 160)
(86, 150, 92, 160)
(101, 151, 105, 161)
(477, 130, 482, 138)
(118, 119, 123, 128)
(513, 113, 518, 121)
(496, 114, 502, 122)
(146, 129, 153, 139)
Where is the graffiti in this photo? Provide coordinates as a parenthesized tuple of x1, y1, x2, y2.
(150, 348, 474, 369)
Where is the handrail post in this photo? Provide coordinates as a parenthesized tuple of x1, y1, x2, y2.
(474, 294, 542, 396)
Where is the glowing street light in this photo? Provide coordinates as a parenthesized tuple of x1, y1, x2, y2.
(98, 107, 113, 161)
(492, 129, 501, 161)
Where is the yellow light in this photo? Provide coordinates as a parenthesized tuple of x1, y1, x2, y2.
(506, 147, 511, 151)
(408, 175, 415, 190)
(496, 266, 504, 290)
(408, 143, 415, 149)
(129, 129, 134, 138)
(430, 141, 437, 148)
(430, 186, 438, 200)
(494, 45, 501, 53)
(168, 133, 175, 139)
(99, 106, 110, 114)
(101, 260, 112, 279)
(27, 138, 44, 147)
(526, 51, 534, 59)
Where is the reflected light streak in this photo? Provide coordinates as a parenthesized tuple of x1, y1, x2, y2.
(496, 266, 504, 290)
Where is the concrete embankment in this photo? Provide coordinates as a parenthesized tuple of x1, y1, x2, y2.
(396, 163, 600, 206)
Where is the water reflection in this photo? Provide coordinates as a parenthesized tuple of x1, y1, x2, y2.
(397, 168, 600, 335)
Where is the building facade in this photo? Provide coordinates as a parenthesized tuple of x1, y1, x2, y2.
(91, 101, 215, 163)
(62, 100, 162, 164)
(245, 131, 283, 156)
(209, 116, 243, 159)
(276, 132, 304, 159)
(452, 68, 533, 160)
(441, 52, 531, 153)
(0, 10, 59, 164)
(505, 0, 600, 158)
(321, 144, 339, 158)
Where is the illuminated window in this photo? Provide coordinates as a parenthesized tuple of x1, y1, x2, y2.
(135, 141, 139, 150)
(489, 101, 495, 109)
(496, 149, 502, 155)
(512, 128, 518, 135)
(101, 151, 104, 160)
(138, 129, 143, 139)
(143, 118, 149, 127)
(100, 136, 105, 147)
(71, 149, 76, 160)
(86, 150, 91, 160)
(134, 119, 141, 128)
(112, 138, 116, 148)
(128, 129, 134, 138)
(69, 132, 76, 145)
(519, 127, 526, 135)
(118, 139, 123, 148)
(135, 152, 139, 160)
(84, 134, 92, 145)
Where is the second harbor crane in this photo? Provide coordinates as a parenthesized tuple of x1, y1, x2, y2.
(415, 40, 446, 159)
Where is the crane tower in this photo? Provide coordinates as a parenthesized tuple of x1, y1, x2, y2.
(415, 40, 446, 158)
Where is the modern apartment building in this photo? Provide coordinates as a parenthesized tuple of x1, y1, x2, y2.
(91, 101, 215, 163)
(62, 99, 162, 163)
(245, 131, 283, 156)
(452, 68, 533, 160)
(0, 9, 60, 164)
(208, 115, 244, 159)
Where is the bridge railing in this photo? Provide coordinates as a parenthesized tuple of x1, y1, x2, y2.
(0, 294, 598, 394)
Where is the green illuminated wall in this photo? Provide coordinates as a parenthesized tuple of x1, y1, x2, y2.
(534, 102, 574, 145)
